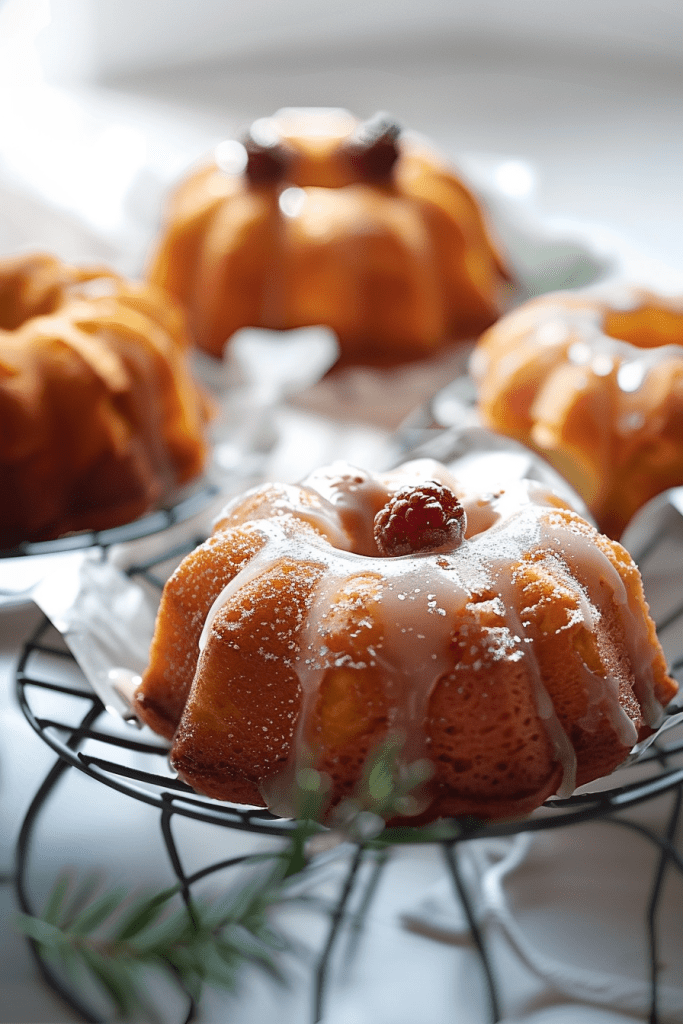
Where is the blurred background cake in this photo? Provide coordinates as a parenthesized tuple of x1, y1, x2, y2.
(146, 107, 510, 366)
(471, 286, 683, 538)
(0, 251, 210, 547)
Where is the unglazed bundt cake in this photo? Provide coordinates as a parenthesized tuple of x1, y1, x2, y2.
(133, 459, 677, 823)
(0, 252, 210, 548)
(471, 286, 683, 539)
(147, 108, 510, 366)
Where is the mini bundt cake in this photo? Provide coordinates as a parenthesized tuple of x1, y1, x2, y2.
(471, 286, 683, 539)
(147, 107, 510, 366)
(0, 252, 211, 548)
(133, 459, 676, 823)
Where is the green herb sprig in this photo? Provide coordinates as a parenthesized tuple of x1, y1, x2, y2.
(15, 736, 461, 1018)
(15, 858, 301, 1021)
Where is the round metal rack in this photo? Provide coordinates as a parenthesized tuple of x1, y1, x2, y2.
(0, 479, 219, 560)
(13, 530, 683, 1024)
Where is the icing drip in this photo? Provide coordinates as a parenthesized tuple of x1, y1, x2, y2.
(576, 660, 638, 749)
(536, 515, 664, 731)
(200, 462, 666, 811)
(476, 292, 683, 416)
(472, 288, 683, 540)
(199, 521, 291, 654)
(261, 555, 466, 815)
(496, 590, 577, 799)
(527, 296, 683, 402)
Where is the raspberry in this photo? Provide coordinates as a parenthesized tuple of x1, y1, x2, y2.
(374, 482, 467, 557)
(343, 113, 401, 181)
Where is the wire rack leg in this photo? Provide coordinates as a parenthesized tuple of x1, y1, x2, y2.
(313, 843, 366, 1024)
(160, 799, 198, 1024)
(15, 705, 105, 1024)
(646, 785, 683, 1024)
(442, 841, 502, 1024)
(340, 846, 391, 971)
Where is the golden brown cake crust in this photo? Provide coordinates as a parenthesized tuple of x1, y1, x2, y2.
(0, 252, 210, 547)
(472, 286, 683, 538)
(134, 460, 677, 824)
(147, 109, 510, 365)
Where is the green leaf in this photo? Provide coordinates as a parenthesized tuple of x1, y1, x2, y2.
(257, 917, 299, 946)
(280, 818, 322, 879)
(367, 760, 393, 803)
(289, 752, 332, 823)
(129, 904, 194, 958)
(42, 872, 71, 926)
(16, 856, 299, 1022)
(179, 968, 205, 1006)
(50, 943, 83, 989)
(60, 871, 105, 929)
(114, 885, 179, 943)
(162, 944, 206, 1003)
(78, 946, 138, 1018)
(220, 922, 273, 959)
(70, 887, 127, 936)
(217, 930, 287, 985)
(189, 942, 240, 991)
(201, 868, 277, 931)
(246, 950, 288, 986)
(14, 913, 72, 949)
(122, 963, 167, 1024)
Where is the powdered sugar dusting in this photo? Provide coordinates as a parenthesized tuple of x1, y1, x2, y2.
(196, 460, 666, 809)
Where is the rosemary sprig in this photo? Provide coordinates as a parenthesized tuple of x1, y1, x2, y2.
(15, 862, 296, 1020)
(15, 735, 461, 1017)
(309, 732, 461, 848)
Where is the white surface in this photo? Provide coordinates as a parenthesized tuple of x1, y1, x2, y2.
(32, 0, 683, 83)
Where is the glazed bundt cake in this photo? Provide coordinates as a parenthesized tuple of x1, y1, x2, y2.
(147, 107, 510, 366)
(0, 252, 210, 548)
(471, 286, 683, 539)
(133, 459, 677, 823)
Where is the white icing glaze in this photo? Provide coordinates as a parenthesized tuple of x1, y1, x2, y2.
(526, 295, 683, 398)
(201, 461, 666, 807)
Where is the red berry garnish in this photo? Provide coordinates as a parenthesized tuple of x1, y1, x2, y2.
(374, 482, 467, 557)
(344, 112, 401, 181)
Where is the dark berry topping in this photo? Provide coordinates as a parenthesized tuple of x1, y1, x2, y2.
(344, 112, 401, 181)
(244, 125, 292, 184)
(374, 482, 467, 557)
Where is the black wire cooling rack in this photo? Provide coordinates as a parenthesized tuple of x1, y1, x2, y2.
(0, 479, 219, 561)
(13, 526, 683, 1024)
